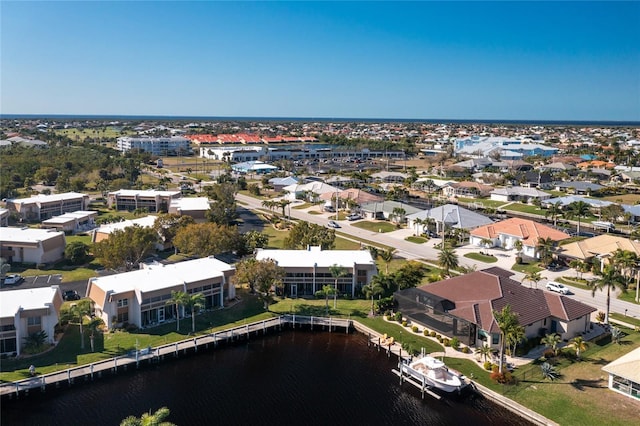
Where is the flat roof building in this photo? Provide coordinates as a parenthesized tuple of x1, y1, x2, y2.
(0, 227, 66, 265)
(41, 210, 97, 234)
(255, 246, 377, 298)
(107, 189, 181, 213)
(86, 257, 235, 329)
(0, 286, 64, 356)
(116, 136, 191, 156)
(5, 192, 90, 222)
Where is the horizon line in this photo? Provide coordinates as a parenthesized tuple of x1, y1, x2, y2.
(1, 113, 639, 126)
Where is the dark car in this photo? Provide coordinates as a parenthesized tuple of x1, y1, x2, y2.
(63, 290, 81, 301)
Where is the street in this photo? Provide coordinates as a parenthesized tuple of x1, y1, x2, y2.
(237, 193, 640, 322)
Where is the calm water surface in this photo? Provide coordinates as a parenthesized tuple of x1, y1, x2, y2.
(1, 331, 533, 425)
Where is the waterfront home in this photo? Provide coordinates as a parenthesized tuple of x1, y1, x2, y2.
(469, 217, 570, 258)
(319, 188, 383, 209)
(441, 181, 494, 198)
(394, 267, 596, 348)
(552, 181, 604, 195)
(107, 189, 181, 213)
(41, 210, 97, 234)
(255, 246, 377, 298)
(0, 286, 63, 356)
(0, 227, 66, 264)
(86, 257, 235, 329)
(602, 346, 640, 400)
(5, 192, 90, 222)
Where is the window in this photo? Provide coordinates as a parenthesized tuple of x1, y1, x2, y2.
(27, 317, 41, 326)
(117, 299, 128, 308)
(117, 312, 129, 323)
(492, 334, 499, 345)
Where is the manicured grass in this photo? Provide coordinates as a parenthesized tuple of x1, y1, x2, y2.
(617, 291, 640, 305)
(333, 237, 362, 250)
(456, 197, 507, 209)
(334, 232, 395, 251)
(602, 194, 640, 204)
(502, 203, 546, 216)
(351, 221, 398, 233)
(405, 236, 427, 244)
(557, 276, 591, 291)
(464, 252, 498, 263)
(609, 312, 640, 327)
(292, 202, 315, 210)
(65, 234, 93, 245)
(511, 261, 543, 274)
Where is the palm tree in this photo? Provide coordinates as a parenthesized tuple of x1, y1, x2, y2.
(513, 239, 523, 255)
(569, 259, 584, 279)
(120, 406, 176, 426)
(568, 336, 588, 359)
(390, 207, 406, 224)
(367, 245, 380, 263)
(535, 237, 556, 267)
(479, 237, 493, 250)
(362, 280, 384, 315)
(610, 249, 638, 288)
(565, 200, 591, 236)
(507, 325, 525, 357)
(329, 264, 347, 309)
(315, 285, 336, 315)
(184, 292, 206, 333)
(437, 244, 458, 277)
(278, 199, 291, 218)
(545, 202, 564, 227)
(524, 271, 545, 289)
(493, 304, 520, 374)
(413, 217, 425, 236)
(166, 290, 188, 332)
(475, 344, 493, 363)
(589, 265, 627, 325)
(379, 248, 396, 274)
(69, 299, 93, 350)
(541, 333, 562, 356)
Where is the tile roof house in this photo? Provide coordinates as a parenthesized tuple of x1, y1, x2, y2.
(442, 181, 494, 198)
(394, 268, 596, 348)
(490, 186, 552, 203)
(470, 217, 570, 259)
(558, 234, 640, 263)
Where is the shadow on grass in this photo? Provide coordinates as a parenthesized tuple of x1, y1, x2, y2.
(571, 378, 605, 391)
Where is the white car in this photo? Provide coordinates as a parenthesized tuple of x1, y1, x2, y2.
(546, 281, 569, 295)
(2, 274, 24, 286)
(327, 220, 341, 228)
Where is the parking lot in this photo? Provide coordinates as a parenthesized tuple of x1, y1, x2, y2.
(0, 274, 63, 291)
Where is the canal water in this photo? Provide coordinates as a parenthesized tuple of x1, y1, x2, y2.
(1, 331, 532, 425)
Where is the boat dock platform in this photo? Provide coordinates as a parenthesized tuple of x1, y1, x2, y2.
(0, 314, 352, 399)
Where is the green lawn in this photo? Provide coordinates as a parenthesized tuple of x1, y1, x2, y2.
(351, 221, 398, 233)
(609, 312, 640, 327)
(502, 203, 546, 216)
(405, 236, 427, 244)
(464, 252, 498, 263)
(511, 261, 543, 274)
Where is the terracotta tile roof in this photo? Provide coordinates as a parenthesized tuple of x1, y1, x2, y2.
(416, 268, 595, 333)
(470, 217, 570, 247)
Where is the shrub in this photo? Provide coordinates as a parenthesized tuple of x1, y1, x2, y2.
(423, 329, 430, 336)
(443, 339, 451, 347)
(436, 334, 441, 340)
(386, 315, 393, 321)
(484, 361, 493, 371)
(461, 346, 470, 354)
(411, 326, 419, 333)
(515, 256, 523, 265)
(450, 337, 460, 350)
(430, 331, 436, 337)
(490, 371, 515, 384)
(394, 312, 403, 323)
(402, 321, 408, 327)
(543, 349, 555, 359)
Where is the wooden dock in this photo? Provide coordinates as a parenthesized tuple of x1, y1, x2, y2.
(0, 314, 353, 399)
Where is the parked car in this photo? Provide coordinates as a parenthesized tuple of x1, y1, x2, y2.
(323, 205, 336, 213)
(63, 290, 81, 301)
(2, 274, 24, 286)
(347, 213, 362, 221)
(327, 220, 341, 228)
(545, 281, 569, 295)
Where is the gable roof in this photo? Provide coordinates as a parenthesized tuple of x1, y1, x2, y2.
(413, 268, 595, 333)
(602, 346, 640, 383)
(470, 217, 570, 246)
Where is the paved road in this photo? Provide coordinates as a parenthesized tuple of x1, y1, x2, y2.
(237, 193, 640, 321)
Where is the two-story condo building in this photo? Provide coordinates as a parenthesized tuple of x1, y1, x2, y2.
(5, 192, 90, 222)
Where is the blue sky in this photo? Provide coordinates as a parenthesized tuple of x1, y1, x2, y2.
(2, 1, 638, 121)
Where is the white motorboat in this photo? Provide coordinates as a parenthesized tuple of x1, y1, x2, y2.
(401, 356, 464, 393)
